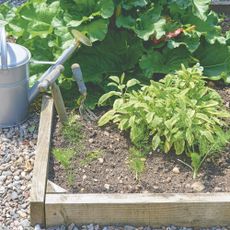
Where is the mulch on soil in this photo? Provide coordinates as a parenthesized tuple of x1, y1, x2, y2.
(49, 87, 230, 194)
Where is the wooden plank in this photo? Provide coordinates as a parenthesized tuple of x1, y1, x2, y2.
(51, 83, 67, 124)
(45, 193, 230, 227)
(211, 0, 230, 14)
(46, 180, 68, 194)
(212, 0, 230, 5)
(30, 95, 54, 227)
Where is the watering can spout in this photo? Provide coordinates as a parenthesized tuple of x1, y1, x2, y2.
(28, 30, 92, 104)
(28, 42, 78, 103)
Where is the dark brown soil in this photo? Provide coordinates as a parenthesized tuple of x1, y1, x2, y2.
(49, 87, 230, 193)
(222, 17, 230, 32)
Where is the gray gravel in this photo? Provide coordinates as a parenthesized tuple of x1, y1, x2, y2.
(0, 0, 26, 6)
(35, 224, 230, 230)
(0, 113, 39, 229)
(0, 0, 230, 229)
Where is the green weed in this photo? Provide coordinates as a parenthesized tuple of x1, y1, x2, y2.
(129, 147, 146, 180)
(80, 149, 103, 166)
(61, 115, 83, 145)
(53, 148, 76, 186)
(53, 148, 75, 169)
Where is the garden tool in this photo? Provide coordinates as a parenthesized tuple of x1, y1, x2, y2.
(72, 63, 98, 121)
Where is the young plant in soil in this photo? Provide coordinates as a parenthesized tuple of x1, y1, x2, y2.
(52, 148, 76, 186)
(53, 115, 83, 186)
(61, 114, 83, 145)
(98, 65, 230, 178)
(80, 149, 103, 166)
(128, 147, 146, 180)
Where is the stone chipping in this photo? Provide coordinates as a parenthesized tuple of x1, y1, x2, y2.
(0, 112, 39, 229)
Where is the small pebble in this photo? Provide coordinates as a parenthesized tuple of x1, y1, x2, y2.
(11, 191, 18, 200)
(124, 225, 136, 230)
(83, 175, 87, 180)
(98, 158, 104, 164)
(172, 166, 180, 174)
(104, 131, 110, 136)
(214, 187, 223, 192)
(104, 184, 110, 190)
(89, 138, 94, 144)
(191, 181, 205, 192)
(68, 224, 79, 230)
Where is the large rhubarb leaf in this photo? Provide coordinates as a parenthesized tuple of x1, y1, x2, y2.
(167, 33, 200, 52)
(139, 47, 191, 77)
(62, 0, 114, 42)
(194, 41, 230, 83)
(116, 4, 164, 41)
(192, 0, 210, 21)
(73, 31, 144, 83)
(183, 12, 226, 45)
(121, 0, 148, 10)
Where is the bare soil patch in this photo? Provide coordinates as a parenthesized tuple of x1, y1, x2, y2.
(49, 87, 230, 193)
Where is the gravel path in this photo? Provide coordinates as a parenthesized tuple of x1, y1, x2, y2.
(0, 112, 39, 229)
(36, 224, 230, 230)
(0, 0, 230, 229)
(0, 0, 26, 6)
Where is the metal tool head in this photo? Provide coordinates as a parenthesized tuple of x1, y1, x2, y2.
(71, 30, 92, 47)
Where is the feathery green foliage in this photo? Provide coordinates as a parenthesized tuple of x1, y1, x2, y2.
(98, 65, 230, 177)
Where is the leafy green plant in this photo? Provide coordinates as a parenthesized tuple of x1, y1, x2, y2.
(0, 0, 230, 109)
(128, 147, 146, 180)
(98, 65, 230, 177)
(115, 0, 230, 83)
(66, 170, 75, 187)
(52, 115, 84, 186)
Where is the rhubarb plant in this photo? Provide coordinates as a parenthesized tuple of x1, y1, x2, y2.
(1, 0, 230, 108)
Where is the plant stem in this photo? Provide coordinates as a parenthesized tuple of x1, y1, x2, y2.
(177, 158, 193, 170)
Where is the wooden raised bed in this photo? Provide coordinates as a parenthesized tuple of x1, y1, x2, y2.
(211, 0, 230, 14)
(30, 95, 230, 228)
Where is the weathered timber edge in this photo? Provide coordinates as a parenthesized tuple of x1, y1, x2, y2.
(45, 193, 230, 227)
(30, 88, 230, 228)
(212, 0, 230, 6)
(211, 1, 230, 14)
(30, 95, 54, 227)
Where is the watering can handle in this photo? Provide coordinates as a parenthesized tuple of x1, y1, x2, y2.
(0, 23, 7, 69)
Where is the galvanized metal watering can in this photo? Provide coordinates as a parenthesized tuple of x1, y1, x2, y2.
(0, 23, 92, 128)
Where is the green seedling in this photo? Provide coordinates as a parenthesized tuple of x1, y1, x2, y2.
(80, 149, 103, 166)
(53, 148, 76, 186)
(129, 147, 146, 180)
(67, 170, 75, 187)
(53, 148, 75, 169)
(62, 115, 83, 145)
(191, 129, 230, 178)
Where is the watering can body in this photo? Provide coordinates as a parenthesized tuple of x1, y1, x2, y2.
(0, 24, 66, 128)
(0, 25, 92, 128)
(0, 26, 31, 127)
